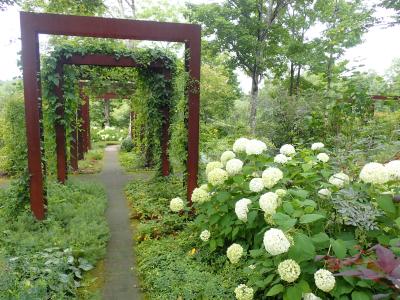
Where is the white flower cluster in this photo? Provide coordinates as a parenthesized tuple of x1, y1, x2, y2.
(234, 284, 254, 300)
(303, 293, 322, 300)
(245, 139, 267, 155)
(263, 228, 291, 256)
(329, 172, 350, 188)
(318, 188, 331, 198)
(280, 144, 296, 156)
(227, 243, 244, 264)
(262, 167, 283, 188)
(191, 187, 211, 204)
(311, 142, 324, 150)
(314, 269, 335, 292)
(200, 230, 210, 242)
(235, 198, 252, 222)
(169, 197, 184, 212)
(226, 158, 244, 176)
(274, 154, 290, 164)
(259, 192, 279, 215)
(276, 189, 287, 198)
(221, 150, 236, 165)
(359, 162, 389, 184)
(205, 161, 223, 175)
(385, 160, 400, 180)
(249, 178, 264, 192)
(317, 153, 329, 163)
(277, 259, 301, 283)
(233, 138, 249, 153)
(207, 168, 228, 186)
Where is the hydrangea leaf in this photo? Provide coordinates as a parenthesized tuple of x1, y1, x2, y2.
(265, 284, 283, 297)
(299, 213, 325, 224)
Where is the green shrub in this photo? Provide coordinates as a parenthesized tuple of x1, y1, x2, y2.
(120, 137, 134, 152)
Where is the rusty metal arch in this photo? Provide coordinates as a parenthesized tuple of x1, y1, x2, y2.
(20, 12, 201, 220)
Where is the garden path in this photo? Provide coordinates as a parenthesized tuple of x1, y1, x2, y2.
(81, 145, 142, 299)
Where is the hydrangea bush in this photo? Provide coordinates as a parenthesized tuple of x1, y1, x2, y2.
(171, 138, 400, 299)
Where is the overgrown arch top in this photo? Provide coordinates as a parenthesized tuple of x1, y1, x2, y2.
(20, 12, 201, 220)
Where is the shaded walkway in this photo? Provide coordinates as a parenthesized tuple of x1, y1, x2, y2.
(79, 145, 142, 299)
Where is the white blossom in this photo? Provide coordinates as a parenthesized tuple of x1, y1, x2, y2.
(234, 284, 254, 300)
(227, 243, 244, 264)
(359, 162, 390, 184)
(235, 198, 252, 222)
(263, 228, 291, 256)
(199, 184, 209, 191)
(262, 167, 283, 189)
(200, 230, 210, 242)
(205, 161, 223, 175)
(221, 150, 236, 165)
(259, 192, 279, 214)
(191, 187, 211, 204)
(277, 259, 301, 283)
(311, 142, 325, 151)
(274, 154, 290, 164)
(385, 160, 400, 180)
(318, 188, 331, 198)
(317, 153, 330, 163)
(314, 269, 335, 292)
(280, 144, 296, 156)
(233, 138, 250, 153)
(249, 178, 264, 192)
(245, 139, 267, 155)
(276, 189, 287, 198)
(329, 172, 350, 188)
(226, 158, 244, 176)
(303, 293, 322, 300)
(207, 168, 229, 186)
(169, 197, 184, 212)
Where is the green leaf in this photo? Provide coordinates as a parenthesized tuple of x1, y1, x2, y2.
(284, 285, 302, 300)
(312, 232, 330, 248)
(377, 194, 396, 214)
(351, 291, 371, 300)
(290, 189, 309, 199)
(288, 233, 316, 262)
(216, 191, 231, 202)
(273, 213, 297, 230)
(299, 213, 325, 224)
(266, 284, 284, 297)
(283, 202, 294, 215)
(331, 239, 347, 259)
(395, 217, 400, 229)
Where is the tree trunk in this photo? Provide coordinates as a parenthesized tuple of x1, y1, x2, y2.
(289, 62, 294, 96)
(327, 52, 334, 90)
(104, 99, 110, 127)
(249, 70, 259, 135)
(295, 65, 301, 95)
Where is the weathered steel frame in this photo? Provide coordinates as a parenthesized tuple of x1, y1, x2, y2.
(20, 12, 201, 220)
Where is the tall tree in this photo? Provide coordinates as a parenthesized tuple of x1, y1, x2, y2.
(0, 0, 17, 10)
(21, 0, 105, 15)
(188, 0, 291, 134)
(380, 0, 400, 25)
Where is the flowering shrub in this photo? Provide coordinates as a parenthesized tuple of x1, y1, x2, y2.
(91, 126, 127, 142)
(172, 138, 400, 299)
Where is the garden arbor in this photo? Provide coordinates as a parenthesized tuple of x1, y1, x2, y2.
(20, 12, 201, 220)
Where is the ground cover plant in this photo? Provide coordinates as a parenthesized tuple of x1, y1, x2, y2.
(0, 180, 109, 299)
(169, 138, 400, 299)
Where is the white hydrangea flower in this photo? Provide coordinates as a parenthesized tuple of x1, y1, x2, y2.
(385, 160, 400, 180)
(277, 259, 301, 283)
(317, 153, 330, 163)
(314, 269, 335, 292)
(262, 167, 283, 189)
(359, 162, 390, 184)
(311, 142, 325, 151)
(263, 228, 291, 256)
(199, 184, 209, 191)
(205, 161, 223, 175)
(248, 264, 256, 270)
(303, 292, 322, 300)
(276, 189, 287, 198)
(259, 192, 279, 214)
(329, 172, 350, 188)
(274, 154, 290, 164)
(221, 150, 236, 165)
(249, 178, 264, 192)
(280, 144, 296, 156)
(169, 197, 184, 212)
(245, 139, 267, 155)
(191, 187, 211, 204)
(200, 230, 210, 242)
(227, 243, 244, 264)
(226, 158, 244, 176)
(234, 284, 254, 300)
(318, 188, 331, 198)
(235, 198, 252, 222)
(233, 137, 249, 153)
(207, 168, 228, 186)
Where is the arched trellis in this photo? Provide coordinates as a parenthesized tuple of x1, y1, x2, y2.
(20, 12, 201, 220)
(55, 53, 172, 179)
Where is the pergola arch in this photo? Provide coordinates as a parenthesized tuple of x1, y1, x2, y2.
(20, 12, 201, 220)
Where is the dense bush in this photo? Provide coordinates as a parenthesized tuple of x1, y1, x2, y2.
(0, 181, 109, 299)
(173, 138, 400, 299)
(120, 136, 134, 152)
(91, 126, 127, 142)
